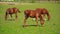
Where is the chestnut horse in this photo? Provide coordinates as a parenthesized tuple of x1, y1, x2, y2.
(5, 7, 20, 20)
(35, 8, 50, 21)
(24, 10, 44, 27)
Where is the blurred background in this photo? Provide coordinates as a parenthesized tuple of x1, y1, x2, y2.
(0, 0, 60, 34)
(0, 0, 60, 3)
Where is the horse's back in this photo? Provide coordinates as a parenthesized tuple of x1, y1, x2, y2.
(24, 10, 36, 17)
(13, 7, 18, 12)
(35, 8, 42, 13)
(6, 8, 13, 13)
(36, 8, 48, 14)
(24, 10, 34, 14)
(6, 7, 18, 14)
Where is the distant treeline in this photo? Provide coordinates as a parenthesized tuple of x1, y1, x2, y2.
(0, 0, 60, 3)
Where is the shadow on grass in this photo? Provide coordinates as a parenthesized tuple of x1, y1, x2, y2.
(22, 25, 41, 27)
(6, 19, 15, 21)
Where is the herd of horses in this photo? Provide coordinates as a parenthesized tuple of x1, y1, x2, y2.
(5, 7, 50, 27)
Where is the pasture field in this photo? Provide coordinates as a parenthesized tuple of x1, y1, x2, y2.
(0, 2, 60, 34)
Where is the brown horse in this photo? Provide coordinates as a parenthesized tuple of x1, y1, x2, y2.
(5, 7, 20, 20)
(24, 10, 44, 27)
(35, 8, 50, 21)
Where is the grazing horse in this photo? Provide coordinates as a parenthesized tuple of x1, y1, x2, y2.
(35, 8, 50, 21)
(5, 7, 20, 20)
(24, 10, 44, 27)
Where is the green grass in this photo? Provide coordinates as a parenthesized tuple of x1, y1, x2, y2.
(0, 2, 60, 34)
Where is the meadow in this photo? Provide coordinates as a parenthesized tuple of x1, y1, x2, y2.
(0, 2, 60, 34)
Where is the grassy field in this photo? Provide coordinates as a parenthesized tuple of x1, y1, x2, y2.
(0, 2, 60, 34)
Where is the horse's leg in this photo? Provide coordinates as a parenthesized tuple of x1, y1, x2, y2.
(15, 13, 18, 19)
(36, 14, 39, 26)
(36, 17, 38, 26)
(10, 14, 12, 18)
(40, 15, 44, 26)
(24, 15, 29, 27)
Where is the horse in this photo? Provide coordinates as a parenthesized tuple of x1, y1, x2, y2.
(35, 8, 50, 21)
(5, 7, 20, 20)
(24, 10, 44, 27)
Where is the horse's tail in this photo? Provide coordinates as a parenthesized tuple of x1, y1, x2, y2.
(6, 12, 7, 15)
(24, 10, 26, 15)
(5, 12, 8, 20)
